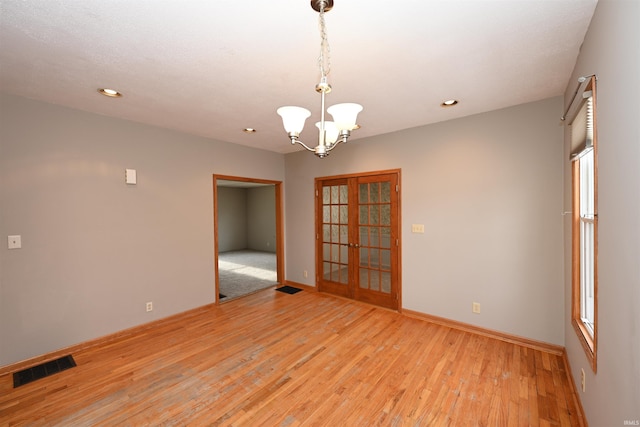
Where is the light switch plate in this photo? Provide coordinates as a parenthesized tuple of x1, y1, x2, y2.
(411, 224, 425, 233)
(8, 235, 21, 249)
(125, 169, 137, 185)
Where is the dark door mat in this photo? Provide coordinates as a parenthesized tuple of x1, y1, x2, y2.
(219, 293, 227, 299)
(13, 355, 76, 388)
(276, 285, 303, 295)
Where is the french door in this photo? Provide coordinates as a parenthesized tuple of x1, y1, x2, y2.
(316, 171, 400, 310)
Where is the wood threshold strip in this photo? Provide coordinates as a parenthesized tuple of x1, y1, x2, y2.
(0, 290, 586, 426)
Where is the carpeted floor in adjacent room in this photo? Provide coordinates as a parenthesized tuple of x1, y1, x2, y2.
(218, 250, 277, 301)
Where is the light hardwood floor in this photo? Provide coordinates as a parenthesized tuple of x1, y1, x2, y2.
(0, 289, 584, 426)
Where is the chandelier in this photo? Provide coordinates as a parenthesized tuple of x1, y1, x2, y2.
(276, 0, 363, 158)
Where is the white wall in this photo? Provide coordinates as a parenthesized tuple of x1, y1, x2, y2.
(285, 96, 565, 345)
(562, 0, 640, 425)
(247, 186, 276, 253)
(217, 186, 276, 253)
(217, 187, 249, 252)
(0, 93, 285, 366)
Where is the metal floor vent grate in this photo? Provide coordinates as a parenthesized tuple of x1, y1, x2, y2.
(13, 355, 76, 388)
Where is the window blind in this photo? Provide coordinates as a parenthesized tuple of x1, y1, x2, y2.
(571, 95, 594, 157)
(569, 77, 596, 159)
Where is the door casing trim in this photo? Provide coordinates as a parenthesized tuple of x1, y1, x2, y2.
(212, 174, 284, 303)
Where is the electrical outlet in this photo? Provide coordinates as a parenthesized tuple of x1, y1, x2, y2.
(303, 270, 308, 278)
(472, 302, 481, 314)
(581, 368, 586, 392)
(8, 235, 22, 249)
(146, 302, 153, 312)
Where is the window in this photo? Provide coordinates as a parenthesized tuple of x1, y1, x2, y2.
(570, 76, 597, 371)
(578, 150, 595, 335)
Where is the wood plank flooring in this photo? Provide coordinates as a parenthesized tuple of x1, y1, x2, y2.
(0, 289, 584, 426)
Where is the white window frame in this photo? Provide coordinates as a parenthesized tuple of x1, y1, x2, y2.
(570, 76, 598, 372)
(578, 150, 595, 336)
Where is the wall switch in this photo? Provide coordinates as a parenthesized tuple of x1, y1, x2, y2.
(472, 302, 481, 314)
(411, 224, 425, 233)
(146, 302, 153, 312)
(303, 270, 308, 278)
(125, 169, 137, 185)
(8, 235, 21, 249)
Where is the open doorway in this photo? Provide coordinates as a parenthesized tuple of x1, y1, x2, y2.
(213, 175, 283, 302)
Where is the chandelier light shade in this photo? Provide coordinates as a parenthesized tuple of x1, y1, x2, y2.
(276, 106, 311, 136)
(327, 103, 363, 131)
(315, 121, 339, 145)
(276, 0, 362, 158)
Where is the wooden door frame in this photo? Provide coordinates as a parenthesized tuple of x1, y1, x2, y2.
(213, 174, 284, 304)
(315, 169, 402, 311)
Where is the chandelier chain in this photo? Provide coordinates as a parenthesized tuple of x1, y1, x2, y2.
(318, 3, 331, 79)
(277, 0, 362, 158)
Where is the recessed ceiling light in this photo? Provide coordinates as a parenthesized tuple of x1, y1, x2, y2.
(441, 99, 458, 107)
(98, 88, 122, 98)
(243, 128, 257, 133)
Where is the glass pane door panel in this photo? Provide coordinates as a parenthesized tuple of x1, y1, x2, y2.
(340, 246, 349, 264)
(321, 183, 349, 285)
(381, 249, 391, 269)
(359, 184, 368, 203)
(381, 271, 391, 293)
(369, 248, 380, 269)
(370, 205, 380, 225)
(359, 226, 369, 246)
(356, 177, 393, 296)
(340, 225, 348, 244)
(381, 205, 391, 225)
(381, 227, 391, 248)
(370, 227, 379, 246)
(339, 185, 348, 203)
(331, 225, 339, 243)
(330, 244, 340, 262)
(338, 265, 349, 284)
(381, 182, 391, 203)
(331, 206, 339, 223)
(323, 206, 330, 222)
(359, 247, 369, 266)
(370, 183, 380, 203)
(323, 262, 331, 279)
(323, 225, 330, 241)
(331, 265, 340, 282)
(370, 270, 380, 291)
(359, 268, 368, 289)
(323, 187, 330, 204)
(359, 206, 368, 224)
(331, 186, 339, 203)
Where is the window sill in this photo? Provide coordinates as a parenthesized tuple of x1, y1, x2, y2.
(572, 318, 597, 372)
